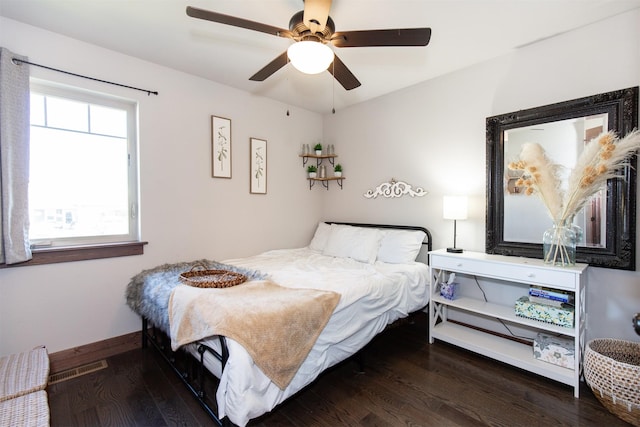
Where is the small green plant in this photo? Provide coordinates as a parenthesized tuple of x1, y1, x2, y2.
(314, 143, 323, 151)
(307, 165, 317, 173)
(334, 164, 343, 172)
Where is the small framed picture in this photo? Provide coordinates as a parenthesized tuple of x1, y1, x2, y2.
(505, 169, 524, 195)
(211, 116, 231, 178)
(250, 137, 267, 194)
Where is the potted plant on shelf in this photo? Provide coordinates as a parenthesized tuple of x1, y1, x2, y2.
(334, 164, 343, 177)
(307, 165, 317, 178)
(314, 143, 322, 155)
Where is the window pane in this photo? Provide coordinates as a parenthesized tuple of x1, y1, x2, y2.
(45, 96, 88, 132)
(29, 127, 130, 240)
(90, 105, 127, 137)
(28, 83, 138, 247)
(30, 93, 45, 126)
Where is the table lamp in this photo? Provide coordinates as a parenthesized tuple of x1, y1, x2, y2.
(443, 196, 468, 253)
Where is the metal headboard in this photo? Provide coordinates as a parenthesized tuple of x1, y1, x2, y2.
(325, 221, 433, 253)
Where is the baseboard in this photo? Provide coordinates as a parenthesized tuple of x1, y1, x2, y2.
(48, 330, 142, 374)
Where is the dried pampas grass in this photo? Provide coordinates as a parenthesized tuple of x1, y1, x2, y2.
(510, 129, 640, 224)
(509, 143, 564, 221)
(561, 130, 640, 222)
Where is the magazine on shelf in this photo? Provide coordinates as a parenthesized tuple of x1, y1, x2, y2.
(529, 295, 573, 308)
(529, 285, 573, 303)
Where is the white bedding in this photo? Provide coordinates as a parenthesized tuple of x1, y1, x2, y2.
(184, 247, 430, 426)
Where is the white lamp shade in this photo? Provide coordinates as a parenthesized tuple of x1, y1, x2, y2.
(443, 196, 468, 220)
(287, 41, 334, 75)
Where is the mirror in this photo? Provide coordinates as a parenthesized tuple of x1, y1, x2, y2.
(503, 114, 608, 247)
(486, 87, 638, 270)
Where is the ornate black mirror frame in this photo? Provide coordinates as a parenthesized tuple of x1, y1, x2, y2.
(486, 86, 639, 270)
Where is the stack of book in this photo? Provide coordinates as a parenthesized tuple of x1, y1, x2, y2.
(514, 296, 575, 328)
(529, 285, 574, 307)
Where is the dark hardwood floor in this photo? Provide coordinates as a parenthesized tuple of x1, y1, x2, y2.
(47, 312, 630, 426)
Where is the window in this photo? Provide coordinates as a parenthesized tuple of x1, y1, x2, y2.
(28, 83, 139, 249)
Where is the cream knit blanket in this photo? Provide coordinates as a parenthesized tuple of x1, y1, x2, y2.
(168, 280, 340, 389)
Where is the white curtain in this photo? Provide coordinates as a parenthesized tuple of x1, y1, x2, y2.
(0, 47, 31, 264)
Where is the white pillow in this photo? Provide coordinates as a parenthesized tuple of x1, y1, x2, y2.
(377, 229, 426, 263)
(323, 224, 383, 264)
(308, 222, 332, 251)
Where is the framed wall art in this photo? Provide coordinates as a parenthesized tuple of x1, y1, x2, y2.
(211, 115, 231, 178)
(249, 137, 267, 194)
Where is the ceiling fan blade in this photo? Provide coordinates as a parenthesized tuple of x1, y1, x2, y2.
(186, 6, 293, 39)
(331, 28, 431, 47)
(249, 51, 289, 81)
(303, 0, 332, 33)
(327, 54, 361, 91)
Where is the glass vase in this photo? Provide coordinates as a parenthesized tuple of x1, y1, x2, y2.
(543, 223, 577, 266)
(570, 224, 583, 246)
(566, 216, 584, 246)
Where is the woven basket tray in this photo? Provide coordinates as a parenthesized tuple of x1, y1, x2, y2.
(179, 269, 247, 289)
(583, 338, 640, 427)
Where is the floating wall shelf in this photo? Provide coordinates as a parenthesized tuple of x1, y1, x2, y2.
(301, 153, 343, 190)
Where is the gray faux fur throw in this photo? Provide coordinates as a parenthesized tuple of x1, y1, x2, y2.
(125, 259, 267, 333)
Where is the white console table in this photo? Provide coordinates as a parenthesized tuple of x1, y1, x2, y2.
(428, 249, 588, 397)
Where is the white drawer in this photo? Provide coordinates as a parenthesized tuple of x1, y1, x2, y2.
(430, 254, 578, 290)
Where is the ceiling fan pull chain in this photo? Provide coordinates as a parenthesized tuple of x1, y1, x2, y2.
(286, 76, 291, 116)
(332, 58, 336, 114)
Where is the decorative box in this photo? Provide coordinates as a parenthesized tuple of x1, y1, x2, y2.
(440, 282, 457, 300)
(533, 333, 575, 368)
(514, 296, 574, 328)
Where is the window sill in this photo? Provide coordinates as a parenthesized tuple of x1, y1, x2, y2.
(0, 241, 148, 268)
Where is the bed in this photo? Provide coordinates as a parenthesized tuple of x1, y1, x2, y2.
(126, 222, 432, 426)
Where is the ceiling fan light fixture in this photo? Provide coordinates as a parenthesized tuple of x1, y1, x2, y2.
(287, 41, 334, 75)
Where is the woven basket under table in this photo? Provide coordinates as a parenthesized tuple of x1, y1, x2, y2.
(583, 338, 640, 426)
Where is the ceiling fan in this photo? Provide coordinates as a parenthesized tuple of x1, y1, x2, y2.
(186, 0, 431, 90)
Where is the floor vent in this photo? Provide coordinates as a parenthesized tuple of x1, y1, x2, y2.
(49, 359, 108, 385)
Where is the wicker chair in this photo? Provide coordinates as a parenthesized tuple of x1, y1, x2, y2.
(0, 347, 50, 427)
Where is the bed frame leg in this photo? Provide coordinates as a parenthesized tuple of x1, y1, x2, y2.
(140, 318, 228, 426)
(355, 351, 365, 374)
(142, 317, 148, 348)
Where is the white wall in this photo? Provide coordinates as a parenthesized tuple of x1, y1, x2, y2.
(322, 9, 640, 342)
(0, 17, 324, 356)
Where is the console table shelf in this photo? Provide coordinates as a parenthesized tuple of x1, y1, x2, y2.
(432, 322, 576, 385)
(428, 249, 588, 397)
(430, 294, 577, 337)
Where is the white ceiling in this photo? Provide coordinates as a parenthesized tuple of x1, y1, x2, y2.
(2, 0, 640, 114)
